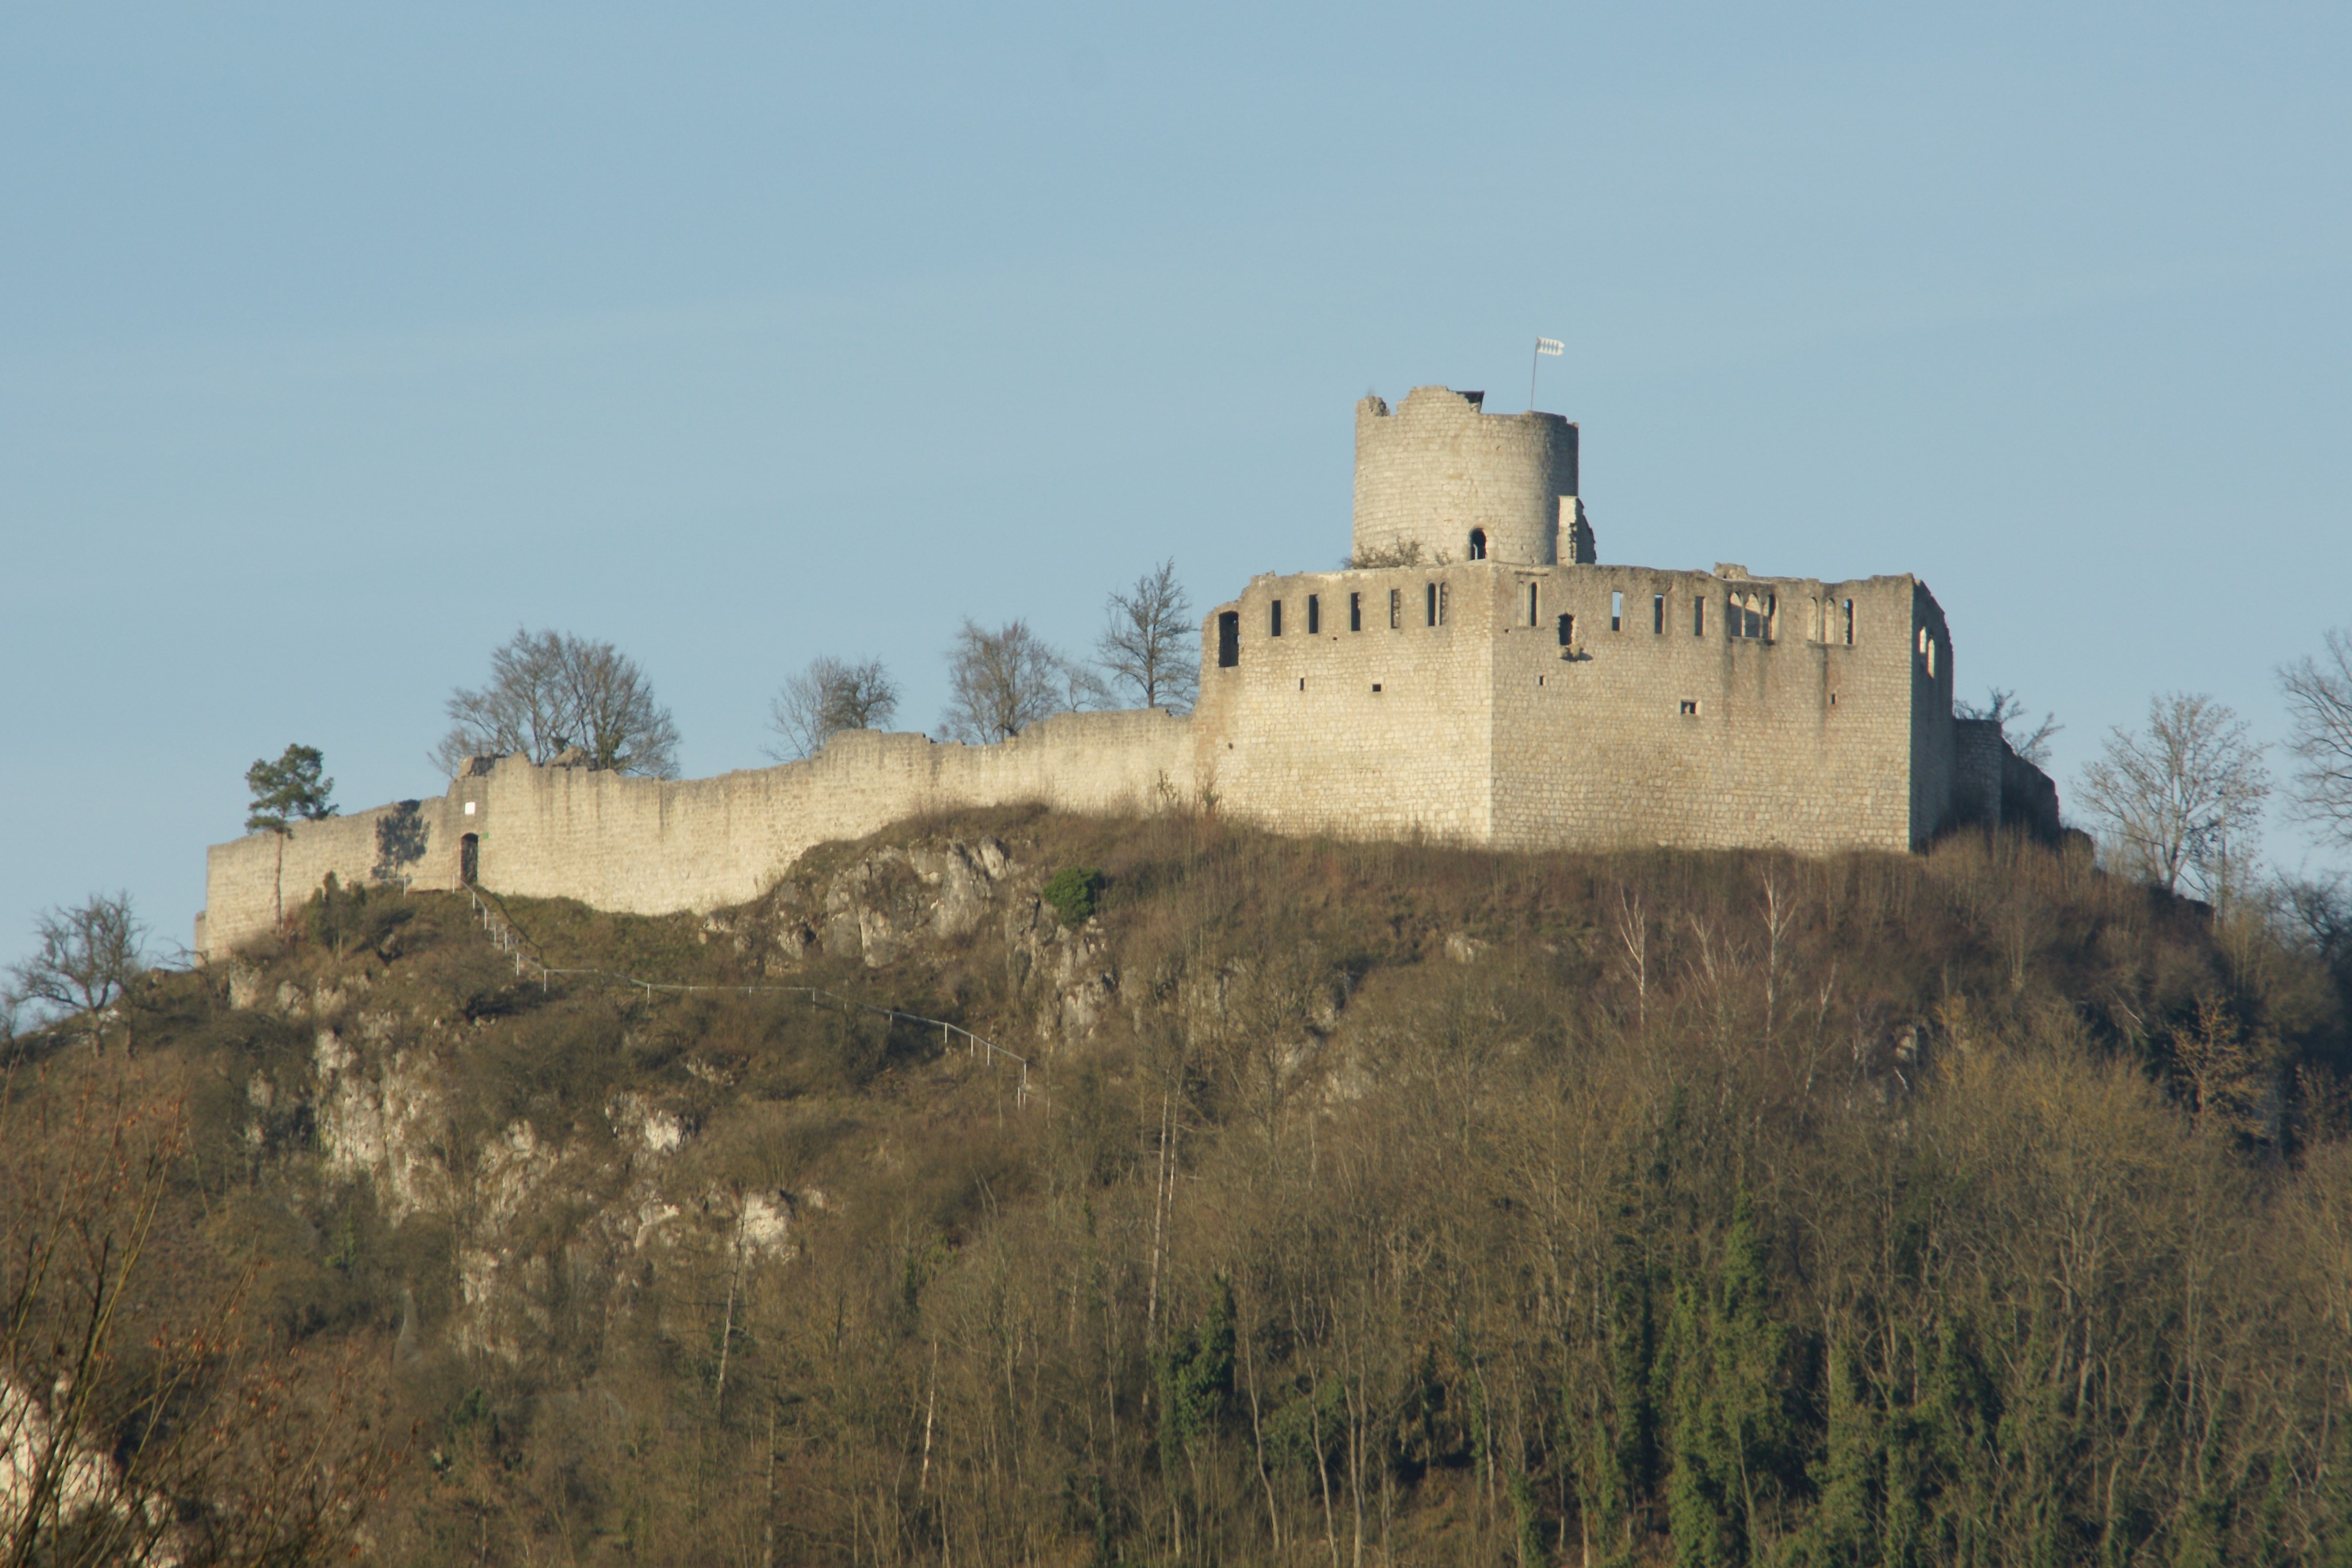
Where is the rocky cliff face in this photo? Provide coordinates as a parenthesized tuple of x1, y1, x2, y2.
(207, 831, 1177, 1365)
(713, 833, 1125, 1050)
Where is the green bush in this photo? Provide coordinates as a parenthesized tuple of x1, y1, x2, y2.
(1042, 865, 1102, 927)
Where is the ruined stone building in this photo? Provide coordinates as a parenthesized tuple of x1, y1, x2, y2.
(196, 384, 2059, 957)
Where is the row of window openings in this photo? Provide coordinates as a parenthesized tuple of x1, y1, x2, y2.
(1264, 586, 1450, 642)
(1240, 588, 1861, 658)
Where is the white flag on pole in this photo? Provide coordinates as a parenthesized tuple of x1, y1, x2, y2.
(1535, 338, 1564, 356)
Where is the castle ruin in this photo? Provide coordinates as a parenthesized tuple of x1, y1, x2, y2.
(196, 384, 2059, 958)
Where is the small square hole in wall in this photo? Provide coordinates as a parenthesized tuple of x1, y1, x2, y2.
(1680, 699, 1699, 715)
(1371, 683, 1383, 692)
(464, 801, 477, 816)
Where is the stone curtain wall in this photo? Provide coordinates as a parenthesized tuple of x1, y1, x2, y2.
(202, 797, 464, 954)
(1952, 719, 2008, 829)
(200, 710, 1193, 958)
(1189, 564, 1954, 858)
(201, 572, 2010, 960)
(1191, 568, 1500, 846)
(1489, 570, 1931, 855)
(1352, 388, 1579, 567)
(1905, 582, 1959, 847)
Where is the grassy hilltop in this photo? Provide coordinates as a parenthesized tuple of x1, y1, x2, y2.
(7, 809, 2352, 1566)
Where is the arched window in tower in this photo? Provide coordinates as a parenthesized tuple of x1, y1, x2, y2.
(1468, 529, 1487, 560)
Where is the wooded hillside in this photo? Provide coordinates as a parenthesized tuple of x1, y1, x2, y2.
(7, 810, 2351, 1566)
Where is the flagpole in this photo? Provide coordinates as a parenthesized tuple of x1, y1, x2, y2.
(1529, 336, 1563, 412)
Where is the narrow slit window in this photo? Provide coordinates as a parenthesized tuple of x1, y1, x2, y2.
(1349, 591, 1362, 632)
(1425, 582, 1437, 626)
(1217, 611, 1240, 667)
(1527, 582, 1539, 626)
(1270, 599, 1283, 637)
(1693, 597, 1705, 637)
(1438, 583, 1449, 624)
(1927, 637, 1936, 677)
(1558, 613, 1575, 647)
(1306, 594, 1320, 634)
(1653, 594, 1665, 634)
(1388, 589, 1401, 629)
(1765, 594, 1777, 640)
(1843, 599, 1855, 645)
(1611, 590, 1623, 632)
(1917, 626, 1928, 656)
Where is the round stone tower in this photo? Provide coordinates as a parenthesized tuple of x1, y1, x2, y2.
(1351, 386, 1587, 566)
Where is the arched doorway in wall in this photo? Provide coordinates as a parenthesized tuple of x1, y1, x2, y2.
(1468, 529, 1487, 560)
(460, 833, 479, 884)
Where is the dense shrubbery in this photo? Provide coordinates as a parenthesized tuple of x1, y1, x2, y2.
(6, 812, 2351, 1565)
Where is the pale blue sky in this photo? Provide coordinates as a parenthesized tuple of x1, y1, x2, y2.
(5, 1, 2348, 965)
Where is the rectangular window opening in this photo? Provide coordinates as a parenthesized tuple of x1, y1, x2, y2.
(1298, 677, 1305, 691)
(1557, 612, 1575, 648)
(1693, 597, 1706, 637)
(1611, 590, 1623, 632)
(1653, 594, 1665, 634)
(1306, 594, 1321, 634)
(1388, 588, 1401, 629)
(1843, 599, 1855, 646)
(1424, 582, 1438, 626)
(1217, 611, 1240, 667)
(1527, 582, 1539, 627)
(1371, 682, 1383, 692)
(1348, 591, 1363, 632)
(1680, 699, 1699, 715)
(1270, 599, 1283, 637)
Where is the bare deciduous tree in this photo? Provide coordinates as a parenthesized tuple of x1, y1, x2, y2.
(938, 619, 1065, 743)
(1058, 660, 1112, 714)
(765, 656, 900, 761)
(435, 628, 680, 778)
(1096, 559, 1198, 712)
(2280, 626, 2352, 848)
(1, 1086, 389, 1564)
(5, 893, 145, 1047)
(2077, 692, 2269, 902)
(1956, 687, 2061, 766)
